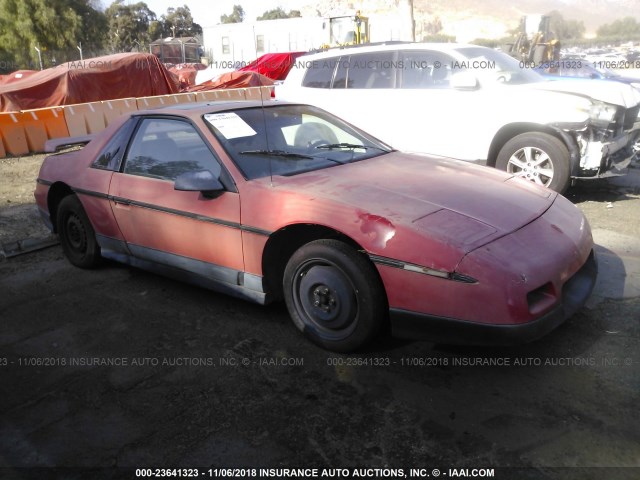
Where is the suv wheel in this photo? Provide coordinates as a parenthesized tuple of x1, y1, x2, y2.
(496, 132, 570, 193)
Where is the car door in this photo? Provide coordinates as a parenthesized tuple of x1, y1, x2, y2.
(108, 116, 244, 283)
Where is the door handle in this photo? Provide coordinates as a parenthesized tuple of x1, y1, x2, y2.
(112, 197, 131, 208)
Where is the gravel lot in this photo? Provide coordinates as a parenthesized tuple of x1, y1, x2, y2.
(0, 153, 639, 480)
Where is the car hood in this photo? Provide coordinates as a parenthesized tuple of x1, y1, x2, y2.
(531, 78, 640, 108)
(274, 152, 557, 252)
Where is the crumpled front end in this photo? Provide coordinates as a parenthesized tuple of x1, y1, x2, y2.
(560, 102, 640, 179)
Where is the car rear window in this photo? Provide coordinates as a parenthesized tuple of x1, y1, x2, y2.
(92, 118, 137, 171)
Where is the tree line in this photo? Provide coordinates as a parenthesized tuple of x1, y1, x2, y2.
(0, 1, 305, 71)
(0, 0, 202, 70)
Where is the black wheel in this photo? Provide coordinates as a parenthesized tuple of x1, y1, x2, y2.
(496, 132, 571, 193)
(56, 194, 101, 268)
(283, 239, 386, 352)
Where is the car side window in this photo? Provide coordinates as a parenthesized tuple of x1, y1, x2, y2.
(302, 59, 337, 88)
(92, 118, 137, 171)
(344, 52, 395, 89)
(122, 118, 222, 181)
(400, 51, 455, 89)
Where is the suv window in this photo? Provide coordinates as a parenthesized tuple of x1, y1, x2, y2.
(342, 52, 396, 89)
(301, 59, 337, 88)
(399, 50, 456, 89)
(332, 56, 349, 88)
(122, 118, 222, 181)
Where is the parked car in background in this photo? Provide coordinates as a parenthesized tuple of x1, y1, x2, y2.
(35, 101, 596, 352)
(278, 43, 640, 192)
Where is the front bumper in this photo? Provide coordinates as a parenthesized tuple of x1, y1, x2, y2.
(390, 250, 598, 345)
(574, 117, 640, 179)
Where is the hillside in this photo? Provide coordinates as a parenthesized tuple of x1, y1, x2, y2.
(298, 0, 640, 40)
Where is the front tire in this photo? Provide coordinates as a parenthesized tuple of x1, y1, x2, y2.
(496, 132, 570, 193)
(283, 239, 386, 352)
(57, 194, 101, 268)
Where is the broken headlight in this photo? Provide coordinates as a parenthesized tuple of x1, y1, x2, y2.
(588, 101, 618, 127)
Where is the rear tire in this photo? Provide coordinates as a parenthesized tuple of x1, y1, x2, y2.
(57, 194, 101, 268)
(283, 239, 386, 352)
(496, 132, 570, 193)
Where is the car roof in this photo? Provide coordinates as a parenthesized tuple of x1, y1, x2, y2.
(132, 99, 288, 118)
(299, 42, 482, 60)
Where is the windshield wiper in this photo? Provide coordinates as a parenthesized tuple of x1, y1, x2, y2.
(315, 143, 388, 152)
(239, 149, 314, 160)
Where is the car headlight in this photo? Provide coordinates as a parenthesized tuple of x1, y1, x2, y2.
(589, 101, 618, 126)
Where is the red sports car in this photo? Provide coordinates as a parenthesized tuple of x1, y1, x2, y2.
(35, 101, 597, 352)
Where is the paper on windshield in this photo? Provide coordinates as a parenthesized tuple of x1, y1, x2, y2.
(204, 112, 257, 139)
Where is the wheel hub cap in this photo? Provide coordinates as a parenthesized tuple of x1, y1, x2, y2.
(508, 146, 554, 187)
(66, 214, 86, 251)
(297, 265, 356, 331)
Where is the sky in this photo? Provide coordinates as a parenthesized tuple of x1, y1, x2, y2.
(140, 0, 302, 28)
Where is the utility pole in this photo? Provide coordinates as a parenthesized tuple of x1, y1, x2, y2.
(409, 0, 415, 42)
(34, 46, 43, 70)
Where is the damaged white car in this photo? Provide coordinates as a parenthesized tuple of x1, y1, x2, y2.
(278, 43, 640, 192)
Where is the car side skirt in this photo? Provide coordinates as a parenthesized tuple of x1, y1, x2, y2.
(96, 234, 268, 305)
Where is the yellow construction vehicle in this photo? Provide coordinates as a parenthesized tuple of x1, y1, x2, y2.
(321, 11, 369, 49)
(505, 15, 560, 64)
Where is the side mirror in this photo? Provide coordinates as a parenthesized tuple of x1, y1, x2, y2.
(175, 170, 224, 198)
(451, 71, 479, 90)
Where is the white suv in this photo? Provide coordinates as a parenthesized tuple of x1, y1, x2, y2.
(278, 43, 640, 192)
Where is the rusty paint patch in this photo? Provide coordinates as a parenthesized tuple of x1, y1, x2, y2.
(357, 212, 396, 249)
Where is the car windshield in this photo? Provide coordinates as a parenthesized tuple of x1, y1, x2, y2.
(204, 104, 392, 180)
(455, 47, 545, 85)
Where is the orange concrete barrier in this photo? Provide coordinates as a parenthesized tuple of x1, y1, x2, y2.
(103, 98, 138, 125)
(164, 93, 196, 105)
(136, 95, 168, 110)
(0, 112, 29, 156)
(21, 111, 47, 152)
(193, 91, 220, 102)
(0, 87, 266, 157)
(20, 107, 69, 152)
(84, 102, 106, 133)
(64, 102, 106, 136)
(242, 86, 274, 101)
(220, 88, 246, 100)
(193, 89, 247, 102)
(244, 87, 263, 100)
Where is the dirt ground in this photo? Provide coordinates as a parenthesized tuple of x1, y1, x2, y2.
(0, 154, 639, 480)
(0, 154, 51, 246)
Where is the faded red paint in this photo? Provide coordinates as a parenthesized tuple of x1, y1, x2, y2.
(35, 101, 595, 334)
